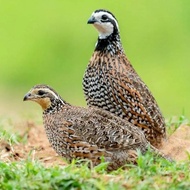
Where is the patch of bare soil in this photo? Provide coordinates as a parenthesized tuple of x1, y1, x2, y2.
(0, 121, 67, 167)
(161, 124, 190, 161)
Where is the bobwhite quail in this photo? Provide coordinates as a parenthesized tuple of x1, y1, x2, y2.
(83, 9, 166, 148)
(23, 84, 169, 171)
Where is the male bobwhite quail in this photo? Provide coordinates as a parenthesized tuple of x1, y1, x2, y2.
(83, 9, 166, 148)
(24, 84, 169, 171)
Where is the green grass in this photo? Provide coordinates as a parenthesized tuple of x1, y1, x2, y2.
(0, 118, 28, 145)
(0, 151, 190, 190)
(166, 115, 189, 135)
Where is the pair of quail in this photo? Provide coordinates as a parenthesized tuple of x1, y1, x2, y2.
(24, 9, 167, 170)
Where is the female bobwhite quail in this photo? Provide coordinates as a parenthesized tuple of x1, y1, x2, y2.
(23, 84, 169, 171)
(83, 9, 166, 148)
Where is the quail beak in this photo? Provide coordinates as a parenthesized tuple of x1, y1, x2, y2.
(23, 93, 33, 101)
(87, 16, 98, 24)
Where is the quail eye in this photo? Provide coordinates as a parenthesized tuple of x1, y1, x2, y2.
(38, 90, 46, 95)
(101, 14, 108, 21)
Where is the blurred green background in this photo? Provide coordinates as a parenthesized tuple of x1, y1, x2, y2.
(0, 0, 189, 120)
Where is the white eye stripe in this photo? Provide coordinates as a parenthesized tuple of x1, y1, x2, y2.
(92, 11, 119, 30)
(49, 90, 59, 99)
(38, 88, 59, 100)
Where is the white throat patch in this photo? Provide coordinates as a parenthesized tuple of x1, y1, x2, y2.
(93, 22, 114, 39)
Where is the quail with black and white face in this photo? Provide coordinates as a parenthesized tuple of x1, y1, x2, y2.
(83, 9, 166, 148)
(24, 84, 171, 171)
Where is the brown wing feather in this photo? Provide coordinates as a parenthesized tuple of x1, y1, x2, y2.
(104, 54, 166, 145)
(53, 107, 149, 152)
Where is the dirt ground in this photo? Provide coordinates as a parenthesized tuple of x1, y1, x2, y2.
(0, 121, 67, 167)
(161, 124, 190, 161)
(0, 120, 190, 166)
